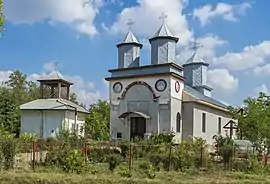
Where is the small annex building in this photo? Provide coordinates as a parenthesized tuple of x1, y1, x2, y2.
(20, 70, 89, 138)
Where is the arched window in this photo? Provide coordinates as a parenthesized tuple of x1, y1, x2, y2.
(176, 112, 181, 133)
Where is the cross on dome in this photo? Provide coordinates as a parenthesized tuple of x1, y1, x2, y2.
(53, 61, 60, 72)
(126, 19, 134, 30)
(190, 38, 203, 53)
(159, 12, 168, 25)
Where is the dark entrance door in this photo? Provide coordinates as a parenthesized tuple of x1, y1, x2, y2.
(130, 117, 146, 140)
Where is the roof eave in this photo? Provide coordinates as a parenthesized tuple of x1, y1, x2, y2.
(149, 36, 179, 43)
(116, 42, 143, 49)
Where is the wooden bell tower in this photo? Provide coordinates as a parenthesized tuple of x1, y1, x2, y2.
(37, 71, 73, 100)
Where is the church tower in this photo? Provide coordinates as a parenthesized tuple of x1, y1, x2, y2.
(117, 19, 143, 68)
(149, 13, 179, 65)
(183, 40, 213, 97)
(38, 70, 73, 100)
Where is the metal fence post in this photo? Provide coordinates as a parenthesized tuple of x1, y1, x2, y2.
(32, 141, 36, 171)
(169, 143, 172, 171)
(129, 143, 134, 170)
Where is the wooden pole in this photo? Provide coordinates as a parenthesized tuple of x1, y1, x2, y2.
(169, 143, 172, 171)
(129, 143, 134, 170)
(32, 141, 36, 171)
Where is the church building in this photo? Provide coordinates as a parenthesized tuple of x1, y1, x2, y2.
(105, 16, 235, 144)
(20, 70, 89, 138)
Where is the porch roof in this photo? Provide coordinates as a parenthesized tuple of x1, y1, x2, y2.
(118, 111, 151, 119)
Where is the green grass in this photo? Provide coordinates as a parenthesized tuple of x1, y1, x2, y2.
(1, 168, 270, 184)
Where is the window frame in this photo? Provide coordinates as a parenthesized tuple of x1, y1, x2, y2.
(218, 117, 221, 134)
(202, 113, 206, 133)
(176, 112, 181, 133)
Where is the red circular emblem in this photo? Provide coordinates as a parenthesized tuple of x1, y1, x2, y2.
(175, 81, 180, 93)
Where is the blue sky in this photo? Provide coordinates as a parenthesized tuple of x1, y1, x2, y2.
(0, 0, 270, 106)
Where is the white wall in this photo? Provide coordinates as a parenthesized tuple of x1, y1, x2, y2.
(192, 103, 235, 145)
(21, 110, 42, 136)
(64, 110, 85, 136)
(21, 110, 86, 138)
(21, 110, 64, 138)
(110, 75, 172, 140)
(170, 76, 184, 143)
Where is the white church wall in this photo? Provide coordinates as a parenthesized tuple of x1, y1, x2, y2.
(21, 110, 42, 137)
(181, 102, 194, 141)
(21, 110, 65, 138)
(109, 75, 172, 140)
(21, 110, 85, 138)
(192, 103, 234, 145)
(64, 111, 85, 136)
(170, 77, 184, 99)
(110, 75, 171, 104)
(170, 76, 184, 142)
(43, 110, 64, 138)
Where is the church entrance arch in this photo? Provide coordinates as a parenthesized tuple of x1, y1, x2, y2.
(118, 81, 157, 140)
(130, 117, 146, 140)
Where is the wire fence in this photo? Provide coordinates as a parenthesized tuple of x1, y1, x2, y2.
(11, 139, 264, 172)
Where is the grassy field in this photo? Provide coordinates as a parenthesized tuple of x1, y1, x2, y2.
(1, 166, 270, 184)
(0, 170, 270, 184)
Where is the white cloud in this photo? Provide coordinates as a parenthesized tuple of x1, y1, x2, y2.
(4, 0, 104, 36)
(0, 70, 12, 84)
(108, 0, 192, 46)
(207, 69, 239, 93)
(253, 64, 270, 76)
(193, 2, 251, 26)
(1, 62, 104, 106)
(196, 35, 228, 58)
(177, 34, 227, 64)
(213, 41, 270, 71)
(253, 84, 269, 97)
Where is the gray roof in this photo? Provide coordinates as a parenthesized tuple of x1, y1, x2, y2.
(185, 51, 206, 65)
(37, 71, 73, 85)
(20, 98, 89, 114)
(184, 85, 227, 109)
(149, 24, 179, 42)
(122, 30, 140, 44)
(154, 24, 174, 37)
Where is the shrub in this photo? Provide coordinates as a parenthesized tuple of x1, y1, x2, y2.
(119, 167, 132, 178)
(213, 135, 237, 169)
(232, 158, 251, 172)
(149, 133, 174, 145)
(149, 154, 163, 171)
(60, 149, 87, 174)
(119, 141, 129, 158)
(45, 147, 88, 174)
(89, 147, 121, 163)
(107, 154, 122, 171)
(138, 161, 150, 171)
(0, 138, 17, 170)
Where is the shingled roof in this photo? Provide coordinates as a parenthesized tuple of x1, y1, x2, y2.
(20, 98, 89, 114)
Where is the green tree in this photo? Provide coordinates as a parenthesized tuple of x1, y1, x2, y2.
(0, 0, 4, 37)
(85, 100, 110, 140)
(70, 93, 78, 104)
(0, 87, 20, 134)
(0, 71, 40, 135)
(237, 92, 270, 162)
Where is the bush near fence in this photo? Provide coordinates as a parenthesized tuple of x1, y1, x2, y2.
(0, 132, 268, 177)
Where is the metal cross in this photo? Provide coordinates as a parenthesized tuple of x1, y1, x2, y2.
(190, 37, 203, 52)
(53, 61, 60, 71)
(127, 19, 134, 30)
(159, 12, 168, 24)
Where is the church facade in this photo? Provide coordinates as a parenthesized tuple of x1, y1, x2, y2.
(105, 20, 235, 144)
